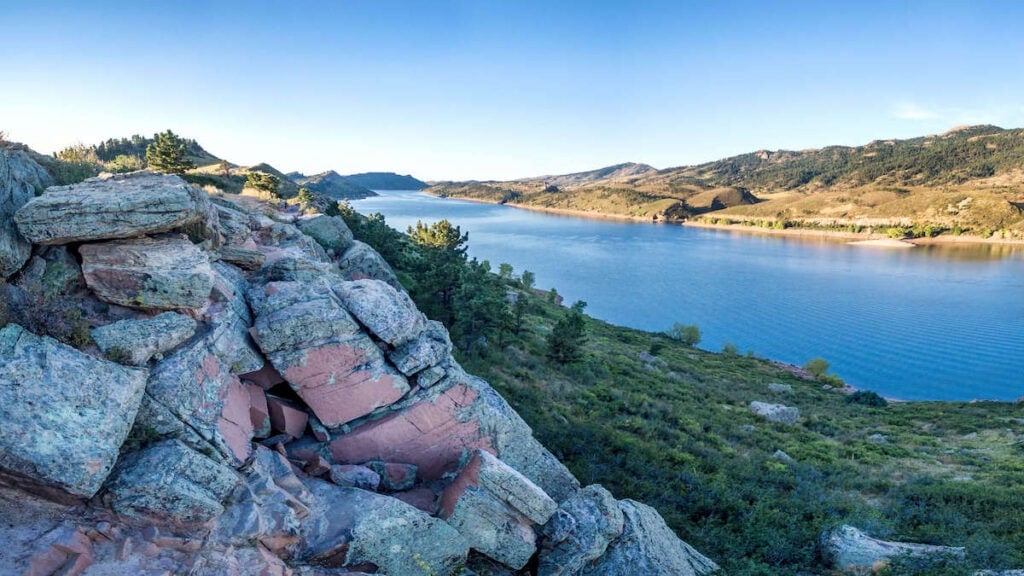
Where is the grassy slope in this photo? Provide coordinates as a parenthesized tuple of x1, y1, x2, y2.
(426, 126, 1024, 238)
(457, 292, 1024, 575)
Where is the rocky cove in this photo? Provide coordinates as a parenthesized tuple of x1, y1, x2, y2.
(0, 148, 719, 576)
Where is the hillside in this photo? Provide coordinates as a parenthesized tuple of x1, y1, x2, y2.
(289, 169, 377, 199)
(426, 125, 1024, 239)
(342, 171, 428, 190)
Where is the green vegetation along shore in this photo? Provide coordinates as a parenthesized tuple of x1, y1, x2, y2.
(425, 125, 1024, 244)
(344, 207, 1024, 575)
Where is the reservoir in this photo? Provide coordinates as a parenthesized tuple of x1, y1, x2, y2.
(353, 190, 1024, 401)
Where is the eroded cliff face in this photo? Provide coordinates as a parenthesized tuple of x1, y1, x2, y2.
(0, 163, 718, 576)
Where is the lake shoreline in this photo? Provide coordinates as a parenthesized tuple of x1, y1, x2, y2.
(424, 191, 1024, 247)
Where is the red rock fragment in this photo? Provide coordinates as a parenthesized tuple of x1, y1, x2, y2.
(217, 375, 256, 463)
(266, 396, 309, 438)
(241, 362, 286, 390)
(304, 454, 332, 477)
(246, 382, 271, 438)
(394, 487, 439, 515)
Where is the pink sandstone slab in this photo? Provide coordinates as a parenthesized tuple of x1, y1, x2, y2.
(329, 383, 493, 480)
(267, 396, 309, 438)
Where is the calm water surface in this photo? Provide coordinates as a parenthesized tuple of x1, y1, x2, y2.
(354, 190, 1024, 401)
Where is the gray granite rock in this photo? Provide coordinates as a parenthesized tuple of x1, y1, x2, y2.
(333, 279, 426, 346)
(91, 311, 197, 365)
(105, 439, 240, 525)
(0, 146, 53, 277)
(749, 401, 799, 425)
(0, 324, 148, 499)
(539, 484, 625, 576)
(299, 478, 469, 575)
(389, 319, 453, 376)
(296, 214, 354, 254)
(79, 234, 213, 310)
(338, 240, 403, 290)
(440, 449, 558, 569)
(14, 172, 211, 245)
(582, 499, 718, 576)
(821, 525, 965, 572)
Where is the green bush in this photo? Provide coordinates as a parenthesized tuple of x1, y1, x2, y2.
(846, 390, 888, 407)
(667, 322, 701, 347)
(804, 357, 830, 378)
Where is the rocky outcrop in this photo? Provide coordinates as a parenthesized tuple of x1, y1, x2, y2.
(249, 280, 410, 428)
(750, 400, 800, 425)
(0, 324, 147, 500)
(14, 172, 210, 245)
(80, 234, 214, 310)
(821, 525, 966, 572)
(582, 500, 719, 576)
(91, 311, 197, 365)
(0, 170, 717, 575)
(1, 146, 53, 277)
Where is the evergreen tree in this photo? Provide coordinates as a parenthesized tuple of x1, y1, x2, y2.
(547, 300, 587, 364)
(145, 130, 194, 174)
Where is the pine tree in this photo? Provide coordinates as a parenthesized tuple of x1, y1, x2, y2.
(145, 130, 195, 174)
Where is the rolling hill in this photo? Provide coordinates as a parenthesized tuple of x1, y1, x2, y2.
(426, 125, 1024, 239)
(288, 170, 376, 200)
(341, 172, 427, 190)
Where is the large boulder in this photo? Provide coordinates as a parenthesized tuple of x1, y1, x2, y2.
(79, 234, 214, 310)
(333, 279, 426, 346)
(329, 368, 580, 502)
(104, 439, 240, 525)
(1, 146, 53, 277)
(0, 324, 147, 500)
(821, 525, 966, 572)
(439, 449, 558, 569)
(338, 240, 403, 290)
(249, 281, 410, 428)
(582, 500, 719, 576)
(91, 311, 197, 365)
(296, 214, 354, 254)
(142, 337, 255, 465)
(13, 171, 211, 245)
(298, 478, 469, 575)
(539, 484, 625, 576)
(749, 401, 799, 425)
(389, 319, 453, 376)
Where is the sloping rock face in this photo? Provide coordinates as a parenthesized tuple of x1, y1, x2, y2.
(14, 172, 210, 244)
(0, 324, 147, 500)
(821, 525, 966, 572)
(0, 172, 717, 575)
(0, 146, 53, 277)
(80, 234, 214, 310)
(582, 500, 719, 576)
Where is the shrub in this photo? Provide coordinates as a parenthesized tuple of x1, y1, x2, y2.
(722, 341, 739, 355)
(804, 357, 830, 378)
(104, 154, 144, 173)
(4, 282, 92, 348)
(245, 171, 280, 198)
(145, 130, 195, 174)
(846, 390, 889, 407)
(667, 322, 702, 347)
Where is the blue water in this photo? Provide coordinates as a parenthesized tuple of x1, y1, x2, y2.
(353, 190, 1024, 401)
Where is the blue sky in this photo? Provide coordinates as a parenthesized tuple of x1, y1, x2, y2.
(2, 1, 1022, 180)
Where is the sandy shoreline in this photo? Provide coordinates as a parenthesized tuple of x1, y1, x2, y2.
(425, 192, 1024, 247)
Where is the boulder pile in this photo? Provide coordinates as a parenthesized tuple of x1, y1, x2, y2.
(0, 160, 718, 575)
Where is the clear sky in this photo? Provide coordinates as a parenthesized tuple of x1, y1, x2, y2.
(3, 1, 1022, 181)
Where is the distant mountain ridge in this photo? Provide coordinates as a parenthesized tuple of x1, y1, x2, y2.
(426, 125, 1024, 239)
(342, 172, 427, 190)
(288, 170, 376, 200)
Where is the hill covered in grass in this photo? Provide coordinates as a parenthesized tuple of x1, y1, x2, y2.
(341, 171, 427, 190)
(426, 125, 1024, 239)
(287, 170, 377, 199)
